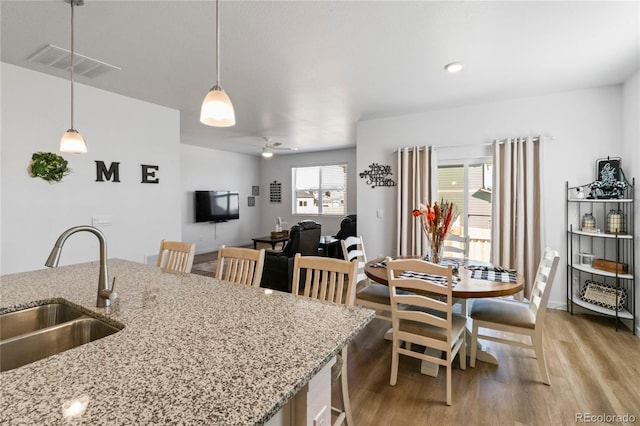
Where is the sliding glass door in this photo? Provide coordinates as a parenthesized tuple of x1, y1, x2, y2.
(438, 163, 492, 262)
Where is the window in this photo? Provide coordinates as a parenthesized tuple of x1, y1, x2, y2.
(438, 162, 492, 262)
(292, 164, 347, 215)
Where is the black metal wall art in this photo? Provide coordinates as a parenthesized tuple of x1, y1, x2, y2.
(359, 163, 396, 188)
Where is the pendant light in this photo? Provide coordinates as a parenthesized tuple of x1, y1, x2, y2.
(200, 0, 235, 127)
(60, 0, 87, 153)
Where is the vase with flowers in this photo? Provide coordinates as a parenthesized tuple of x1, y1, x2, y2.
(412, 200, 458, 264)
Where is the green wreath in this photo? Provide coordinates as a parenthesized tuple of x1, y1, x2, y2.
(29, 152, 71, 182)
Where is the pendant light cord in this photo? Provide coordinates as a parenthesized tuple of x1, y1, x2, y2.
(215, 0, 220, 87)
(70, 0, 75, 129)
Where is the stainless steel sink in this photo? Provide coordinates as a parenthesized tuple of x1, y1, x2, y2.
(0, 303, 122, 372)
(0, 303, 85, 340)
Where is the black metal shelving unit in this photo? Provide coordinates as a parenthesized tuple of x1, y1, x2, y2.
(565, 179, 635, 334)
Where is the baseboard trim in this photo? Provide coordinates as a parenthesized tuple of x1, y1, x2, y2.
(555, 301, 638, 336)
(194, 241, 254, 256)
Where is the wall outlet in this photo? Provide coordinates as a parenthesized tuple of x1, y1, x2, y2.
(376, 209, 384, 219)
(91, 215, 113, 227)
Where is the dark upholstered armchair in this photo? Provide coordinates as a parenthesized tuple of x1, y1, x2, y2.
(260, 220, 322, 292)
(334, 214, 357, 258)
(335, 214, 357, 240)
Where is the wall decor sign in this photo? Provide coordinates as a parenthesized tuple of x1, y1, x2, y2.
(248, 196, 256, 207)
(252, 185, 260, 196)
(94, 161, 159, 184)
(579, 279, 627, 311)
(270, 181, 282, 203)
(359, 163, 396, 188)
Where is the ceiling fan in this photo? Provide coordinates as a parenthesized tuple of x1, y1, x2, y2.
(261, 137, 297, 158)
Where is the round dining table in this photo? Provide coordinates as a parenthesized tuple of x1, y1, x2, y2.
(363, 256, 525, 373)
(364, 256, 524, 298)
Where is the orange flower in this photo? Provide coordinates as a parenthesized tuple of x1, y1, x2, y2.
(412, 209, 421, 217)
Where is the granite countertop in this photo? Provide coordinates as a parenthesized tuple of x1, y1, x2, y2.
(0, 259, 374, 425)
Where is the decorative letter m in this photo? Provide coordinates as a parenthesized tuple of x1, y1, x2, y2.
(95, 161, 121, 182)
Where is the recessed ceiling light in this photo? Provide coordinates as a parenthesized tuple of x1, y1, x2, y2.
(444, 62, 463, 73)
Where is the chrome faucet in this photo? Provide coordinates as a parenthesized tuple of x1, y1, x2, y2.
(45, 225, 115, 308)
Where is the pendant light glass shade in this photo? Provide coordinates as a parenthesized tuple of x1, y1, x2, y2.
(200, 0, 235, 127)
(60, 0, 87, 153)
(61, 129, 87, 153)
(200, 85, 235, 127)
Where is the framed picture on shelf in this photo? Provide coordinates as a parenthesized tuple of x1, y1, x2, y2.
(589, 157, 628, 199)
(595, 157, 622, 184)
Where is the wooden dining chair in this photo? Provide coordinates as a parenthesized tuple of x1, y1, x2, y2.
(215, 246, 265, 287)
(157, 240, 196, 273)
(442, 233, 470, 314)
(292, 254, 358, 425)
(386, 258, 467, 406)
(469, 247, 560, 385)
(442, 233, 469, 261)
(342, 236, 393, 322)
(341, 236, 368, 283)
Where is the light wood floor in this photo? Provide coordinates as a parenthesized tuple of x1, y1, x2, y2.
(341, 310, 640, 425)
(191, 255, 639, 424)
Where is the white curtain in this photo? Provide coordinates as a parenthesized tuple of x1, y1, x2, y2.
(491, 137, 544, 298)
(396, 146, 438, 256)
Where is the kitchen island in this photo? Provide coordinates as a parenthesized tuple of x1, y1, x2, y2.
(0, 259, 374, 425)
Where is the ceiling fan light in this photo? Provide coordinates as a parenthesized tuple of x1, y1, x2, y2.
(262, 148, 274, 158)
(200, 86, 236, 127)
(60, 128, 87, 153)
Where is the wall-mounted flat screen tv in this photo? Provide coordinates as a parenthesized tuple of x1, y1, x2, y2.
(194, 190, 240, 223)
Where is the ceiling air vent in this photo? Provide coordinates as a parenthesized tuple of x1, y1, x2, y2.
(27, 44, 121, 79)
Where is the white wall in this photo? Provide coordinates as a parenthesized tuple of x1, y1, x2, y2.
(622, 70, 639, 334)
(357, 86, 625, 309)
(259, 149, 357, 237)
(1, 63, 181, 274)
(180, 144, 262, 253)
